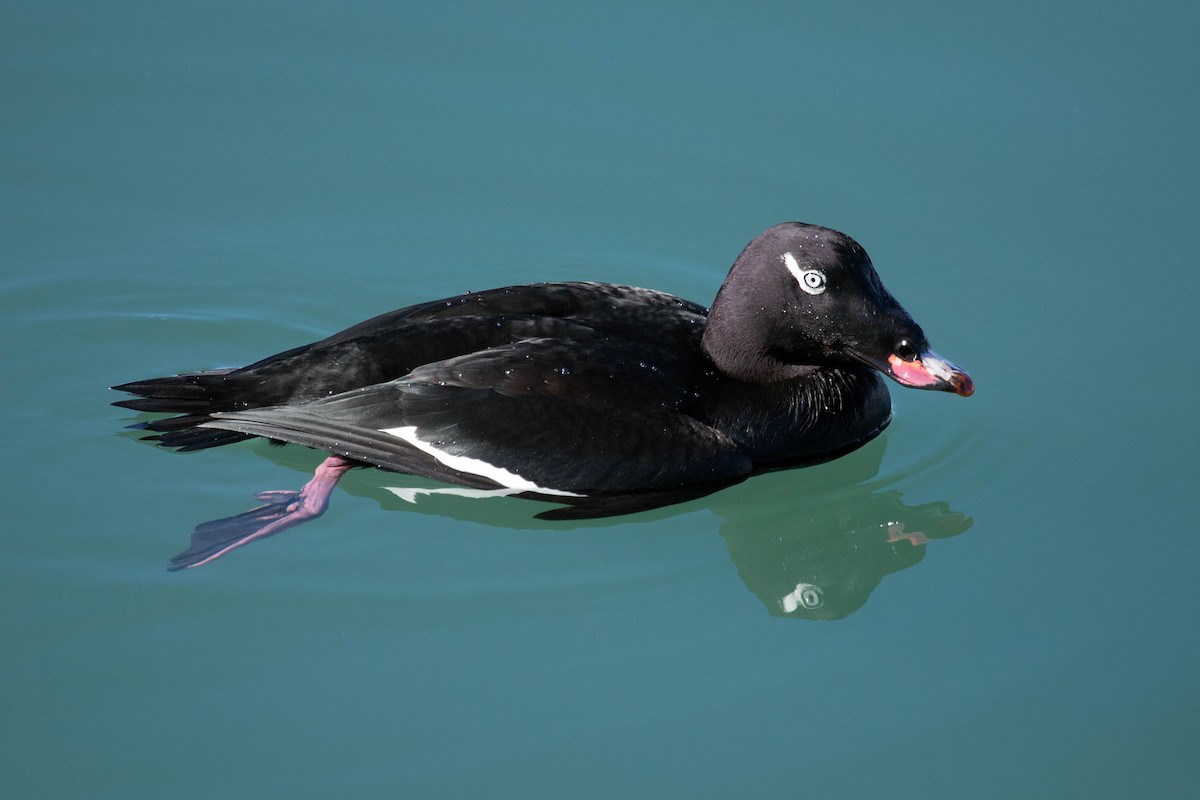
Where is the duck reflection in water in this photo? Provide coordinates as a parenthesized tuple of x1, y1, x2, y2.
(707, 441, 972, 620)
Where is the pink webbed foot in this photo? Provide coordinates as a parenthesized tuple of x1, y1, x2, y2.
(167, 456, 355, 570)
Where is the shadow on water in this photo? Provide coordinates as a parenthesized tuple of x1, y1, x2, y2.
(120, 429, 972, 620)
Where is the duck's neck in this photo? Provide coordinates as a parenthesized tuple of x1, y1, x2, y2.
(702, 365, 892, 466)
(701, 305, 818, 383)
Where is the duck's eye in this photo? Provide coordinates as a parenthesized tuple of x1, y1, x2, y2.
(782, 252, 827, 295)
(800, 270, 826, 294)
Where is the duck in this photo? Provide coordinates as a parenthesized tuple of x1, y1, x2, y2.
(113, 222, 973, 568)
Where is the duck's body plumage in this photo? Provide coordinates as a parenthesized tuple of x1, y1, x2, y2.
(114, 223, 972, 567)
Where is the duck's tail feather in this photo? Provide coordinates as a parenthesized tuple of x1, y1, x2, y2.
(112, 369, 254, 450)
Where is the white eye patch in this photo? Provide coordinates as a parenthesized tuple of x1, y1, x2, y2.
(783, 252, 827, 295)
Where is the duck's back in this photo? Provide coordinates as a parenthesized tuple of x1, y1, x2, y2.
(118, 282, 704, 404)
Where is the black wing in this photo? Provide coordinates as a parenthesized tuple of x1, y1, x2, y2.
(200, 338, 752, 495)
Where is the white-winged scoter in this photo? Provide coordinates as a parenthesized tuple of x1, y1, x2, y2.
(114, 222, 973, 568)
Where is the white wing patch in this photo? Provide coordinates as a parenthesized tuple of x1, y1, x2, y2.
(380, 425, 583, 496)
(384, 486, 525, 503)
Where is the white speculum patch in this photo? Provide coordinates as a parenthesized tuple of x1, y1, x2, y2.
(380, 425, 582, 496)
(383, 485, 525, 503)
(783, 252, 827, 295)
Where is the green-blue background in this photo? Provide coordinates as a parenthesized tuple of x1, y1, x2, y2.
(4, 2, 1197, 797)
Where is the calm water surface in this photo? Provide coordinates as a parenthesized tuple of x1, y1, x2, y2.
(3, 2, 1198, 797)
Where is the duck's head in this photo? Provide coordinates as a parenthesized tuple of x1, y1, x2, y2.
(702, 222, 973, 397)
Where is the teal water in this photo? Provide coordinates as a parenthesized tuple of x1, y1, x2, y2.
(4, 1, 1198, 797)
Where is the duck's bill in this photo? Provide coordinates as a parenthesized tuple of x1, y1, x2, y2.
(852, 347, 974, 397)
(886, 349, 974, 396)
